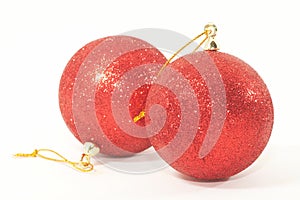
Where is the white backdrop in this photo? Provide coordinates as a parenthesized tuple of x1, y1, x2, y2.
(0, 0, 299, 199)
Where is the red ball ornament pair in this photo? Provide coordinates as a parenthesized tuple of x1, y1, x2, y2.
(59, 24, 274, 180)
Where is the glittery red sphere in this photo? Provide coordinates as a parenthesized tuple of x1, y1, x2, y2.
(145, 51, 274, 180)
(59, 35, 166, 156)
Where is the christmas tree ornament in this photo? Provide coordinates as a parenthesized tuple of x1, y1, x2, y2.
(59, 35, 167, 156)
(14, 142, 99, 172)
(138, 23, 274, 180)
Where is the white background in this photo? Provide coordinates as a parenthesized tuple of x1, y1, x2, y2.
(0, 0, 299, 199)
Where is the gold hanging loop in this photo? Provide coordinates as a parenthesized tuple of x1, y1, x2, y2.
(14, 142, 99, 172)
(133, 23, 219, 123)
(157, 31, 208, 76)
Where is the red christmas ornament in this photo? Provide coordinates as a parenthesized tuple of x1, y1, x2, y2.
(59, 35, 167, 156)
(145, 24, 274, 180)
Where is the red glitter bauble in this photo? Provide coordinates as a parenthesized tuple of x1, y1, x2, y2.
(59, 35, 166, 156)
(145, 51, 274, 180)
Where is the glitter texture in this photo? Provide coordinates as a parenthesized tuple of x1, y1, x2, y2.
(146, 51, 274, 180)
(59, 36, 166, 156)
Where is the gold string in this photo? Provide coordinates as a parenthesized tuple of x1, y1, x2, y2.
(133, 29, 210, 122)
(157, 31, 208, 76)
(133, 110, 146, 123)
(14, 149, 94, 172)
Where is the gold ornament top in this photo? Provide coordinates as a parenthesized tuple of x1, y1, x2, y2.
(203, 23, 220, 51)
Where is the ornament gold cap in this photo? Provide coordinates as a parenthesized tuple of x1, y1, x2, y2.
(203, 23, 220, 51)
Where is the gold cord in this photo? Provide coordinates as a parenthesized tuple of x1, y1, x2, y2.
(133, 110, 146, 123)
(157, 31, 209, 76)
(14, 149, 94, 172)
(133, 27, 212, 122)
